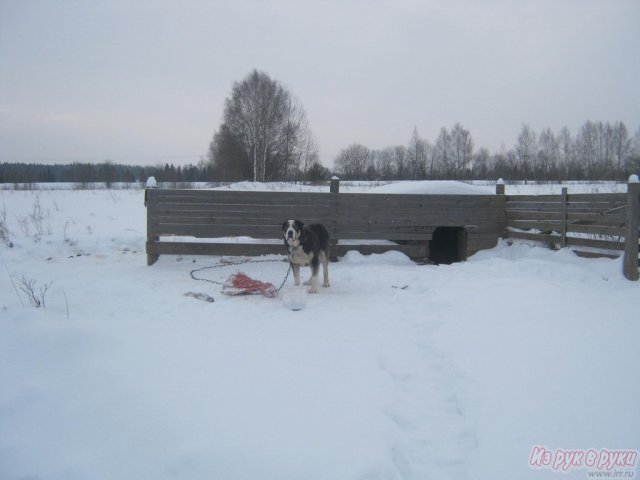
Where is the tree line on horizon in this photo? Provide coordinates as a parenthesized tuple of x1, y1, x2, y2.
(0, 161, 217, 186)
(334, 121, 640, 182)
(2, 118, 638, 186)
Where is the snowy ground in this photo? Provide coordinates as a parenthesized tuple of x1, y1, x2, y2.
(1, 183, 638, 480)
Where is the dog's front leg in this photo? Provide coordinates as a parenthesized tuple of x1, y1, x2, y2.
(307, 265, 319, 294)
(320, 251, 330, 288)
(292, 263, 301, 286)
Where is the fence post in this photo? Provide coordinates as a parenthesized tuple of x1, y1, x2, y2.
(623, 175, 639, 281)
(143, 176, 158, 207)
(145, 177, 160, 266)
(330, 176, 340, 194)
(560, 187, 568, 248)
(329, 176, 340, 260)
(496, 179, 506, 240)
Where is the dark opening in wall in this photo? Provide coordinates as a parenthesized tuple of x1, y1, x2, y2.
(429, 227, 467, 264)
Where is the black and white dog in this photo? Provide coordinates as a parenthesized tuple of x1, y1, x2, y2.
(282, 219, 330, 293)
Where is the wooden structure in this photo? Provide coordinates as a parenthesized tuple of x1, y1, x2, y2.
(145, 185, 505, 266)
(145, 178, 639, 280)
(623, 178, 640, 280)
(503, 191, 628, 252)
(502, 177, 639, 280)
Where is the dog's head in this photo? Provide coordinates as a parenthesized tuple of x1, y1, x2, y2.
(282, 219, 304, 247)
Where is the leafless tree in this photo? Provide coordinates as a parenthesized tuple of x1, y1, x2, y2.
(474, 147, 491, 179)
(376, 147, 397, 179)
(210, 70, 317, 182)
(537, 128, 560, 179)
(516, 124, 537, 179)
(450, 123, 474, 179)
(434, 127, 452, 178)
(334, 144, 373, 179)
(407, 127, 429, 179)
(611, 121, 632, 175)
(629, 127, 640, 174)
(576, 121, 611, 178)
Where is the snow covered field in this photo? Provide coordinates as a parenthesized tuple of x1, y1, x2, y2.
(1, 182, 638, 480)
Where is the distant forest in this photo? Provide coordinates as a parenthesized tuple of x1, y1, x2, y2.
(332, 121, 640, 182)
(0, 161, 217, 186)
(2, 121, 639, 186)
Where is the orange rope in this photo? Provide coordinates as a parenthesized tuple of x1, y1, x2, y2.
(221, 272, 277, 297)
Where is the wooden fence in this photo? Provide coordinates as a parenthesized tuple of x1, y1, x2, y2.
(145, 184, 504, 266)
(501, 178, 639, 280)
(145, 178, 639, 280)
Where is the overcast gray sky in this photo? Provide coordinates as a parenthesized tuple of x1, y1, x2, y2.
(1, 0, 639, 167)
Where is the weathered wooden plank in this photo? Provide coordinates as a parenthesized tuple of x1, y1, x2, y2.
(150, 216, 439, 233)
(567, 193, 626, 203)
(147, 241, 283, 257)
(331, 223, 434, 233)
(334, 210, 505, 227)
(505, 193, 625, 203)
(342, 199, 504, 211)
(567, 202, 627, 211)
(505, 194, 563, 202)
(332, 231, 432, 240)
(566, 223, 624, 236)
(146, 241, 427, 259)
(567, 212, 625, 225)
(150, 224, 281, 238)
(148, 202, 505, 220)
(333, 193, 502, 205)
(150, 224, 433, 241)
(150, 214, 326, 226)
(572, 250, 621, 259)
(149, 202, 500, 220)
(148, 189, 332, 201)
(504, 230, 559, 244)
(149, 211, 454, 228)
(506, 210, 562, 221)
(466, 232, 500, 254)
(506, 202, 562, 211)
(150, 200, 332, 212)
(566, 236, 625, 251)
(149, 189, 503, 209)
(566, 206, 627, 214)
(507, 220, 562, 231)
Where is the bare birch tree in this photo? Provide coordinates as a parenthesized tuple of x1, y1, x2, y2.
(210, 70, 317, 182)
(450, 123, 474, 179)
(516, 124, 537, 179)
(407, 127, 428, 179)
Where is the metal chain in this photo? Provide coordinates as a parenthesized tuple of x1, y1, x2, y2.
(190, 259, 293, 294)
(276, 263, 293, 292)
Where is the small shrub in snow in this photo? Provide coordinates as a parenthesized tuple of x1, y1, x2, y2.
(16, 215, 30, 237)
(18, 272, 53, 309)
(63, 219, 78, 246)
(29, 196, 48, 237)
(108, 190, 121, 202)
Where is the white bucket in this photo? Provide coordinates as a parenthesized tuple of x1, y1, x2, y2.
(282, 287, 307, 311)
